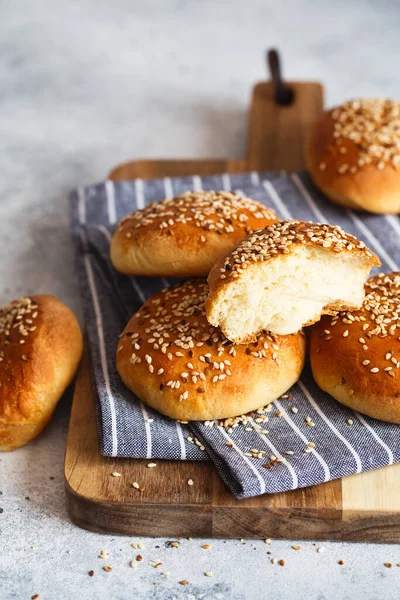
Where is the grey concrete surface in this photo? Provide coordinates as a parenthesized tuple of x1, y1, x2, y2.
(1, 0, 400, 598)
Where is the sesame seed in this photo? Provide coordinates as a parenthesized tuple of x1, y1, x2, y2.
(111, 472, 121, 477)
(147, 463, 157, 468)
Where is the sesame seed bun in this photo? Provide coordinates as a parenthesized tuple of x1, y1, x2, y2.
(0, 295, 83, 451)
(306, 99, 400, 213)
(116, 280, 305, 421)
(110, 191, 278, 277)
(309, 273, 400, 424)
(206, 220, 380, 342)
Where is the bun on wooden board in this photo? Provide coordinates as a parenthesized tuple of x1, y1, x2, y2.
(309, 273, 400, 424)
(306, 98, 400, 213)
(0, 295, 83, 451)
(205, 220, 380, 343)
(116, 280, 305, 421)
(110, 190, 278, 277)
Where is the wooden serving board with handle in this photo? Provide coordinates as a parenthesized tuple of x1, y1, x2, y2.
(65, 72, 400, 541)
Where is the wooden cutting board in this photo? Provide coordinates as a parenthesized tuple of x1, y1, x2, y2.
(65, 79, 400, 541)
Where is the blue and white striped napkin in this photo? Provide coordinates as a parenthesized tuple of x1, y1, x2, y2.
(70, 171, 400, 498)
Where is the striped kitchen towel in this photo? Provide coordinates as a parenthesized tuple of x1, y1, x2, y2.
(70, 171, 400, 498)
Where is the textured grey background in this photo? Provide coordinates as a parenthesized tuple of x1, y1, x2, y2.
(1, 0, 400, 598)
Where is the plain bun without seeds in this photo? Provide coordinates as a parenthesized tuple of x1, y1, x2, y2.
(206, 220, 380, 343)
(0, 295, 83, 451)
(116, 280, 306, 421)
(306, 98, 400, 213)
(110, 190, 278, 278)
(309, 273, 400, 424)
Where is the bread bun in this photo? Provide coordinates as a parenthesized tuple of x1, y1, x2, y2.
(306, 98, 400, 213)
(206, 220, 380, 342)
(309, 273, 400, 424)
(0, 295, 83, 451)
(110, 190, 278, 277)
(116, 280, 305, 421)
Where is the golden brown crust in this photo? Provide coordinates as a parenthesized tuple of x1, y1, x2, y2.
(0, 295, 83, 451)
(206, 220, 380, 318)
(116, 281, 306, 421)
(309, 273, 400, 423)
(306, 100, 400, 213)
(110, 190, 278, 277)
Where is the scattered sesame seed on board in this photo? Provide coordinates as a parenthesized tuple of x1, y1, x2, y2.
(317, 547, 324, 553)
(103, 566, 112, 572)
(98, 549, 108, 559)
(204, 571, 214, 577)
(179, 580, 190, 585)
(111, 472, 121, 477)
(187, 479, 194, 486)
(202, 544, 211, 549)
(291, 545, 301, 551)
(147, 463, 157, 468)
(271, 558, 278, 564)
(130, 561, 137, 568)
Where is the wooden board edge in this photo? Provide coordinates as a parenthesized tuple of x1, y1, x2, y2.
(65, 480, 213, 537)
(65, 480, 400, 541)
(108, 158, 248, 182)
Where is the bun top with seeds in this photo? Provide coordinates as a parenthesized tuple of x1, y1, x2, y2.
(0, 295, 83, 451)
(309, 273, 400, 424)
(206, 220, 380, 342)
(110, 190, 278, 278)
(116, 280, 305, 421)
(306, 98, 400, 213)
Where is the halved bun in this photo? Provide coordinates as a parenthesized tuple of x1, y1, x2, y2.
(206, 220, 380, 342)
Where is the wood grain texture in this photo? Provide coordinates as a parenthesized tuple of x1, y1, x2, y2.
(65, 79, 400, 541)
